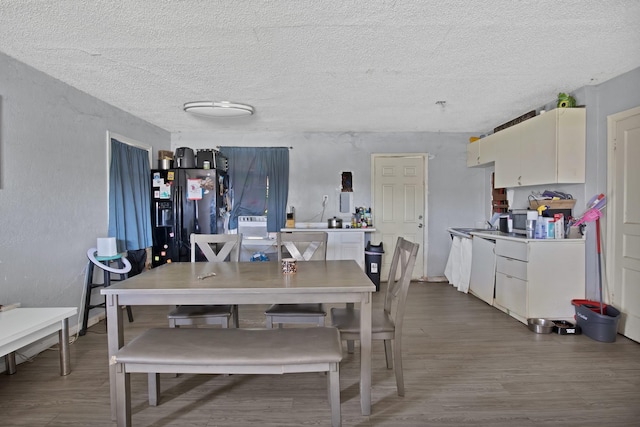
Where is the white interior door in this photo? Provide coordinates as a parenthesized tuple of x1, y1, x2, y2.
(372, 154, 426, 280)
(607, 106, 640, 343)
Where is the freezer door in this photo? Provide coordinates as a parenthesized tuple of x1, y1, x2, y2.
(150, 169, 178, 267)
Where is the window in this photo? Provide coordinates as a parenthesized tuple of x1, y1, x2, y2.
(108, 133, 153, 252)
(219, 147, 289, 232)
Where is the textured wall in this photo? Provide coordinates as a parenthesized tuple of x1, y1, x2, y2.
(0, 52, 170, 327)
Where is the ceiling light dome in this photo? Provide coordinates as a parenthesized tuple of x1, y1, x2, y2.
(183, 101, 254, 118)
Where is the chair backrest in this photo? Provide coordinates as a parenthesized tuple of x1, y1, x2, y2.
(277, 232, 328, 262)
(191, 233, 242, 262)
(383, 237, 419, 332)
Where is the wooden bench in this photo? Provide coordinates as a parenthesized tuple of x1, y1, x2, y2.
(112, 327, 343, 427)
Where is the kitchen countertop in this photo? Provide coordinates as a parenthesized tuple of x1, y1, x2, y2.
(470, 230, 583, 243)
(447, 227, 583, 243)
(281, 227, 376, 232)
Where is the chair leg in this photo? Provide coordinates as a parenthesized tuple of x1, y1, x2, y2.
(346, 340, 354, 354)
(80, 262, 95, 336)
(265, 315, 273, 329)
(116, 364, 132, 427)
(233, 305, 239, 328)
(328, 363, 342, 427)
(393, 337, 404, 397)
(383, 339, 393, 369)
(148, 373, 160, 406)
(125, 305, 134, 323)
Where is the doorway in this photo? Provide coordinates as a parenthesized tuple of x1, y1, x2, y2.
(371, 154, 427, 280)
(606, 106, 640, 343)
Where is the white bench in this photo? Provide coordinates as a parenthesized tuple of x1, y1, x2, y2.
(0, 307, 77, 375)
(112, 327, 343, 427)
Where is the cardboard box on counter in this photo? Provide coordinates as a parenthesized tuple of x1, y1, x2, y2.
(529, 199, 576, 210)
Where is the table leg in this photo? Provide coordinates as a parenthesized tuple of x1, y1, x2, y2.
(359, 292, 372, 415)
(106, 293, 124, 421)
(59, 318, 71, 376)
(4, 352, 17, 375)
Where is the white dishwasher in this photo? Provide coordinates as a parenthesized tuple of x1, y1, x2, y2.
(468, 236, 496, 305)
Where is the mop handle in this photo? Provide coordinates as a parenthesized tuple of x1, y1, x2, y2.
(595, 217, 604, 315)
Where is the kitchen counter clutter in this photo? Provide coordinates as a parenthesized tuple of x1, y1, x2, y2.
(447, 228, 585, 325)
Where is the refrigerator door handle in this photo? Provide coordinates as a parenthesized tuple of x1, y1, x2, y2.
(174, 185, 182, 251)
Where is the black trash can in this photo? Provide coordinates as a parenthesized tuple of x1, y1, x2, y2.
(364, 242, 384, 291)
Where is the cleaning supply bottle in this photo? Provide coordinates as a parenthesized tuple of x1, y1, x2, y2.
(535, 205, 547, 239)
(526, 210, 538, 238)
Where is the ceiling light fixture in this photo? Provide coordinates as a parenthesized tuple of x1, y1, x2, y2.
(183, 101, 254, 118)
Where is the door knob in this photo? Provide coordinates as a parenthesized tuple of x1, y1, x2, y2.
(418, 223, 423, 228)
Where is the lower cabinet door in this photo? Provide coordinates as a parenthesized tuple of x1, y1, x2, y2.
(327, 232, 365, 270)
(495, 271, 527, 321)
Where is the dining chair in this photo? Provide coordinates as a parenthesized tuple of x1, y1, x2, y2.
(166, 233, 241, 328)
(264, 231, 328, 328)
(330, 236, 419, 396)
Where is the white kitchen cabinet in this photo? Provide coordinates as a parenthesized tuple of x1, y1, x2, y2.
(326, 231, 367, 270)
(466, 135, 497, 167)
(468, 236, 496, 305)
(491, 125, 520, 183)
(492, 238, 585, 324)
(466, 140, 480, 166)
(281, 227, 374, 271)
(480, 108, 585, 188)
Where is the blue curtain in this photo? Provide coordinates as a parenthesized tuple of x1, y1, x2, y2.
(108, 139, 153, 252)
(264, 148, 289, 233)
(220, 147, 289, 232)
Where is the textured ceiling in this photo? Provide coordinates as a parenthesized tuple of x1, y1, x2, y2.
(1, 1, 639, 134)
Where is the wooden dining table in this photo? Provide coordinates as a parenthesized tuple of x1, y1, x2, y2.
(101, 259, 375, 419)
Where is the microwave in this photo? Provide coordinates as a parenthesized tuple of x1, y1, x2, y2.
(509, 210, 531, 235)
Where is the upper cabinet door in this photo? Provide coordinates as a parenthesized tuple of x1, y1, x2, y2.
(493, 125, 521, 188)
(556, 108, 586, 183)
(518, 112, 557, 186)
(466, 139, 481, 167)
(466, 134, 498, 167)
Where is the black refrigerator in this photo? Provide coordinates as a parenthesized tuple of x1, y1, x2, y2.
(151, 168, 229, 266)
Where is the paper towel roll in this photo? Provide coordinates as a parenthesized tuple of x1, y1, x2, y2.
(97, 237, 117, 257)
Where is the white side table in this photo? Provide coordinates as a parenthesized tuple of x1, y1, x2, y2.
(0, 307, 77, 375)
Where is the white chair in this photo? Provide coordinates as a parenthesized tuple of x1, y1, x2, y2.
(265, 231, 328, 328)
(330, 237, 419, 396)
(167, 234, 241, 328)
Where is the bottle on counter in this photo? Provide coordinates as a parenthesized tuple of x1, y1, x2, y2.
(535, 205, 547, 239)
(526, 210, 538, 239)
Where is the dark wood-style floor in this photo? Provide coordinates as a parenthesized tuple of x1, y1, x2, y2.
(1, 282, 639, 426)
